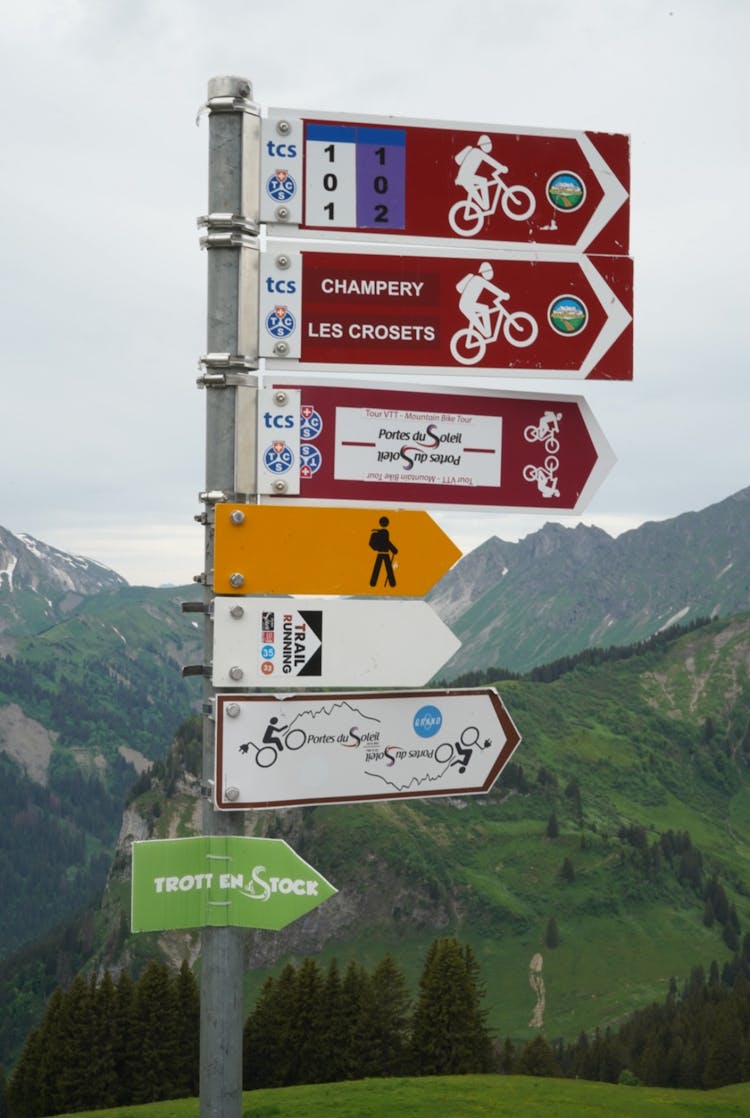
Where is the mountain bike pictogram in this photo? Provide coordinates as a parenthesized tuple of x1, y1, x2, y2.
(449, 134, 536, 237)
(451, 262, 538, 366)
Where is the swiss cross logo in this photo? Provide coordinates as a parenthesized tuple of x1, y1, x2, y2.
(275, 169, 288, 183)
(302, 405, 314, 418)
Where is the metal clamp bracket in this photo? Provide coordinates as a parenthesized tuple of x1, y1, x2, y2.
(182, 663, 211, 678)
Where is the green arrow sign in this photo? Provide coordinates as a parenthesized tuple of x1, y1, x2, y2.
(131, 836, 336, 932)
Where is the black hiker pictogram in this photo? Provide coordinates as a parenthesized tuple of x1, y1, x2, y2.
(369, 516, 398, 588)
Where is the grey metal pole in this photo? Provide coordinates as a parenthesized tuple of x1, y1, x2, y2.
(198, 75, 259, 1118)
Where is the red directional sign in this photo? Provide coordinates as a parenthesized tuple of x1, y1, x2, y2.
(262, 378, 614, 513)
(259, 242, 633, 380)
(215, 688, 521, 810)
(259, 109, 629, 255)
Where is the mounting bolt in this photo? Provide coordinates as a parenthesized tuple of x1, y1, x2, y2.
(229, 666, 244, 681)
(273, 390, 288, 406)
(273, 341, 289, 357)
(271, 479, 288, 494)
(230, 604, 245, 619)
(225, 703, 241, 718)
(225, 786, 240, 802)
(274, 205, 290, 222)
(229, 509, 245, 525)
(275, 254, 291, 270)
(275, 120, 291, 136)
(229, 572, 245, 588)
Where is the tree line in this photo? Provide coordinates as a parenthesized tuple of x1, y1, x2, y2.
(3, 937, 492, 1117)
(5, 932, 750, 1116)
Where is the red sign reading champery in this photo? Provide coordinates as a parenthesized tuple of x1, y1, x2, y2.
(259, 242, 633, 381)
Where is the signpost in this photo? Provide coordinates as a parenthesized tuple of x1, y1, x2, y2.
(259, 109, 629, 254)
(189, 78, 629, 1118)
(255, 377, 614, 512)
(132, 836, 336, 932)
(258, 241, 633, 380)
(213, 503, 462, 596)
(211, 596, 461, 688)
(216, 688, 522, 809)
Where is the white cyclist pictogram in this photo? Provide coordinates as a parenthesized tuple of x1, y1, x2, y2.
(449, 134, 536, 237)
(524, 410, 562, 454)
(523, 455, 561, 499)
(450, 261, 538, 365)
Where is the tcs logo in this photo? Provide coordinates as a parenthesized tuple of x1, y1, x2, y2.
(265, 141, 298, 158)
(265, 276, 297, 295)
(262, 412, 294, 430)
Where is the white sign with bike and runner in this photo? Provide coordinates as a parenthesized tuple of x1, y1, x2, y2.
(215, 688, 522, 809)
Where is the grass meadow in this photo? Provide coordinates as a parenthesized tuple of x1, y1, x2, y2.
(52, 1075, 750, 1118)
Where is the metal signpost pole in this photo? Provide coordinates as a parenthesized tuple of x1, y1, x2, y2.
(197, 75, 259, 1118)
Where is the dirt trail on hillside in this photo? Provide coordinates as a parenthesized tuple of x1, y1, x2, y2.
(529, 952, 545, 1027)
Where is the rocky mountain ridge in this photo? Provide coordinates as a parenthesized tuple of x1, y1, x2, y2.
(0, 525, 127, 641)
(429, 486, 750, 675)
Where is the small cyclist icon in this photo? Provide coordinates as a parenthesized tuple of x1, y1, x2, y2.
(522, 456, 561, 499)
(449, 134, 536, 237)
(524, 411, 562, 454)
(434, 726, 492, 774)
(239, 721, 307, 768)
(450, 262, 538, 365)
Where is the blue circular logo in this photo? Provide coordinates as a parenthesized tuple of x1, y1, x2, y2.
(260, 644, 275, 660)
(299, 443, 322, 477)
(263, 442, 294, 473)
(266, 170, 297, 203)
(265, 306, 296, 338)
(413, 705, 443, 738)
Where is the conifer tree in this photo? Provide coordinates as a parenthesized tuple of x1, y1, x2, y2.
(703, 1002, 743, 1088)
(516, 1034, 561, 1077)
(172, 960, 200, 1097)
(113, 968, 139, 1105)
(132, 961, 179, 1103)
(359, 955, 411, 1078)
(410, 936, 493, 1075)
(544, 916, 560, 948)
(286, 957, 326, 1085)
(88, 972, 119, 1111)
(6, 1026, 44, 1118)
(243, 964, 297, 1089)
(340, 959, 370, 1080)
(32, 986, 67, 1116)
(316, 959, 349, 1083)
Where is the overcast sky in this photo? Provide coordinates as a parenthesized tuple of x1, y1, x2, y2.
(1, 0, 747, 586)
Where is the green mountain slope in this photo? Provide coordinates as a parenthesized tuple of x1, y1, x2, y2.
(430, 486, 750, 675)
(88, 613, 750, 1050)
(0, 584, 201, 960)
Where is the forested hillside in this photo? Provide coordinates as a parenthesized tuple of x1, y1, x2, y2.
(52, 613, 748, 1067)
